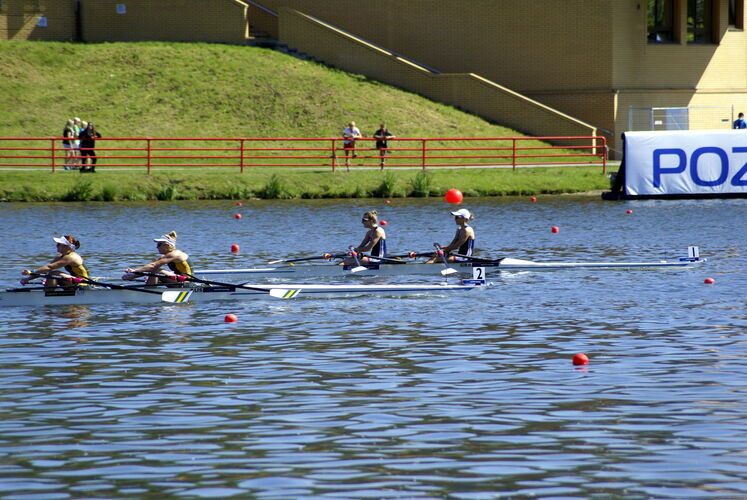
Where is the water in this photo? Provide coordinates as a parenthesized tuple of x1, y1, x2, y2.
(0, 197, 745, 499)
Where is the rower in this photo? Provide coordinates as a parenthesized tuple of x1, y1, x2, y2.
(342, 210, 387, 265)
(20, 235, 90, 288)
(123, 231, 191, 285)
(426, 208, 475, 263)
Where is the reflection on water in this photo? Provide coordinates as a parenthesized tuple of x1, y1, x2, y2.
(0, 198, 745, 498)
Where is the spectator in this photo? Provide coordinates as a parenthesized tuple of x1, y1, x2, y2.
(373, 123, 396, 169)
(78, 122, 102, 173)
(72, 117, 83, 167)
(734, 112, 747, 129)
(62, 119, 76, 170)
(342, 121, 362, 170)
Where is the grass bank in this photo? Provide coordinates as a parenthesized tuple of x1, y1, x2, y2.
(0, 41, 610, 200)
(0, 168, 609, 202)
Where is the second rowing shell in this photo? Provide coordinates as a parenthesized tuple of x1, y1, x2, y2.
(193, 255, 705, 281)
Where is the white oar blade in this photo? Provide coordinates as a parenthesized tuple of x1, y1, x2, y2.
(266, 259, 283, 264)
(269, 288, 301, 299)
(441, 268, 458, 276)
(161, 290, 192, 303)
(350, 266, 368, 273)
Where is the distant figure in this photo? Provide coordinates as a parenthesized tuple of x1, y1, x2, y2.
(72, 117, 83, 167)
(734, 112, 747, 129)
(62, 119, 76, 169)
(342, 121, 362, 170)
(78, 122, 102, 172)
(373, 123, 396, 169)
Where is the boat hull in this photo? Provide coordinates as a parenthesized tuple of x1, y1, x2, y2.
(194, 256, 705, 281)
(0, 282, 484, 307)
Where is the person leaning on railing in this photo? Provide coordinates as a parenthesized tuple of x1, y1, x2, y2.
(78, 122, 102, 172)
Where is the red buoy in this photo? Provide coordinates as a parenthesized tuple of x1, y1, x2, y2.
(444, 188, 463, 204)
(530, 196, 537, 202)
(230, 244, 240, 253)
(626, 210, 633, 214)
(224, 313, 238, 323)
(234, 213, 242, 219)
(551, 226, 560, 233)
(704, 277, 715, 284)
(385, 200, 391, 204)
(380, 220, 388, 226)
(572, 353, 589, 365)
(236, 202, 243, 206)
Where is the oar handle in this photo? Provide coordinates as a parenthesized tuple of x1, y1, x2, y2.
(450, 252, 500, 263)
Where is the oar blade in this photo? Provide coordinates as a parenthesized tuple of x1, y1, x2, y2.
(269, 288, 301, 299)
(350, 266, 368, 273)
(441, 268, 458, 276)
(266, 259, 284, 264)
(162, 290, 193, 303)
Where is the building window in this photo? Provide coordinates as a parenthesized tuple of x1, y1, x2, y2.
(729, 0, 744, 28)
(687, 0, 714, 43)
(648, 0, 675, 42)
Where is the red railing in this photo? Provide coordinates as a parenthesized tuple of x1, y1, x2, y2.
(0, 136, 608, 174)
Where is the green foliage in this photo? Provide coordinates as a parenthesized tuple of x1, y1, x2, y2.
(372, 172, 400, 198)
(61, 179, 94, 201)
(156, 184, 179, 201)
(408, 171, 434, 197)
(99, 184, 118, 201)
(256, 174, 289, 199)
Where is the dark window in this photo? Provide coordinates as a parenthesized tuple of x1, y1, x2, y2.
(648, 0, 675, 42)
(687, 0, 714, 43)
(729, 0, 744, 28)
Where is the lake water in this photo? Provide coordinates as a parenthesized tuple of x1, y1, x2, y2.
(0, 196, 745, 499)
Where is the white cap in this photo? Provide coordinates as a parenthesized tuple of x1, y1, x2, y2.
(450, 208, 471, 218)
(52, 236, 75, 249)
(154, 235, 176, 245)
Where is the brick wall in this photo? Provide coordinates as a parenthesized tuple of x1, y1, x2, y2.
(80, 0, 248, 44)
(0, 0, 76, 41)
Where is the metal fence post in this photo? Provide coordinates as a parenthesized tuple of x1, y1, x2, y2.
(331, 139, 337, 172)
(421, 139, 426, 170)
(512, 138, 517, 170)
(51, 138, 56, 172)
(240, 139, 245, 173)
(146, 138, 152, 175)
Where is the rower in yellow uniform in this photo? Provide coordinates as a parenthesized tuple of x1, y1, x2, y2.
(20, 235, 90, 288)
(123, 231, 192, 285)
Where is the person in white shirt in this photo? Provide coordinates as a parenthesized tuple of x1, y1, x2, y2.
(342, 121, 362, 169)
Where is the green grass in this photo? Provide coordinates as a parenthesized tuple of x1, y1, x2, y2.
(0, 168, 610, 202)
(0, 41, 610, 200)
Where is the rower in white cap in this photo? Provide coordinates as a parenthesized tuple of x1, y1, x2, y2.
(123, 231, 191, 285)
(425, 208, 475, 263)
(20, 235, 90, 288)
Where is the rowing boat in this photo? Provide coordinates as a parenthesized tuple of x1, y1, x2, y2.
(193, 247, 706, 281)
(0, 280, 487, 307)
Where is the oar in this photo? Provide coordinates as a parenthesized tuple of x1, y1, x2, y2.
(433, 244, 458, 276)
(131, 272, 301, 299)
(267, 253, 346, 265)
(74, 276, 193, 303)
(347, 246, 368, 273)
(366, 255, 409, 264)
(450, 252, 503, 264)
(386, 251, 430, 259)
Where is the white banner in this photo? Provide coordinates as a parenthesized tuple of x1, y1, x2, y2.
(624, 130, 747, 195)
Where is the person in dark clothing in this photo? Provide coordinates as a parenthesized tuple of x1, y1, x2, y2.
(373, 123, 396, 169)
(78, 122, 102, 172)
